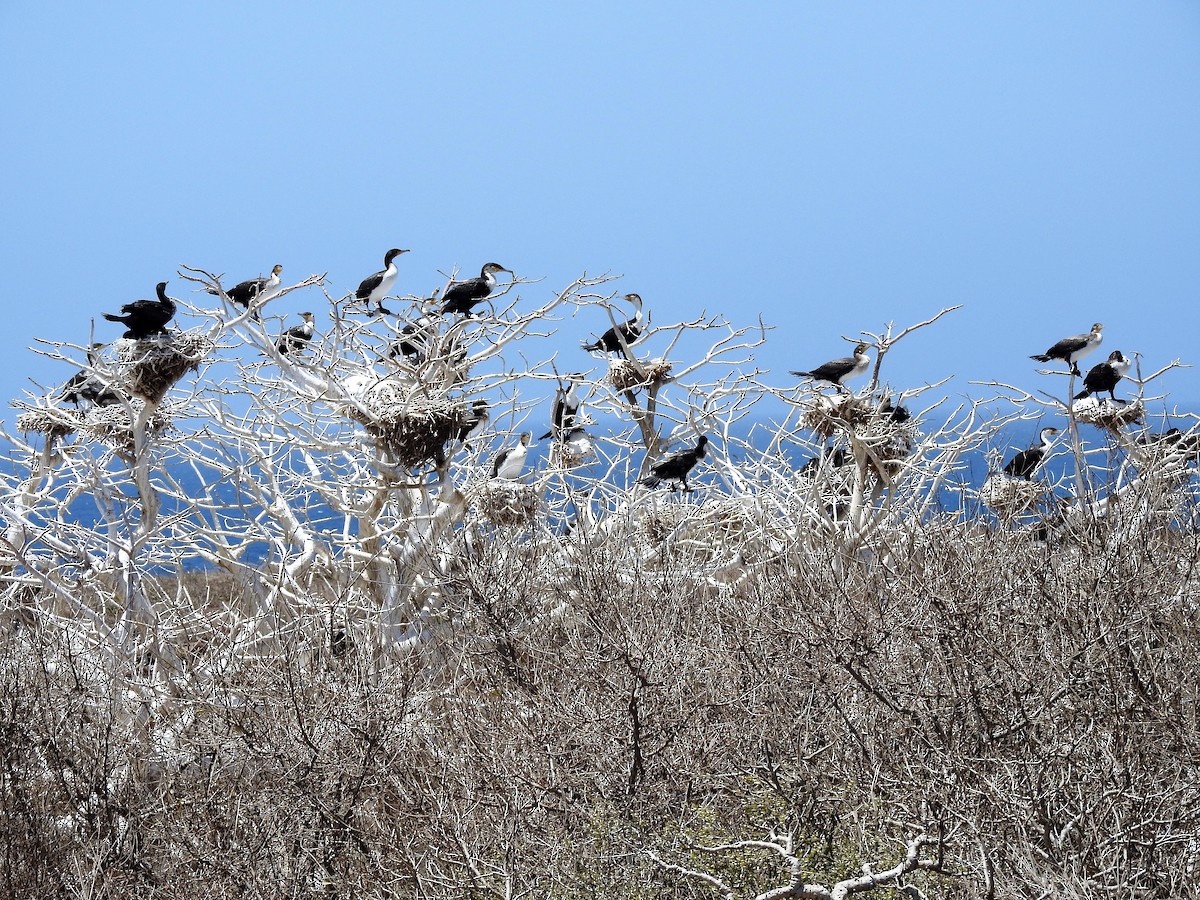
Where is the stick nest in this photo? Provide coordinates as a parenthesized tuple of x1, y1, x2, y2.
(345, 382, 464, 469)
(116, 333, 214, 404)
(1072, 397, 1144, 433)
(15, 407, 81, 439)
(82, 401, 172, 451)
(472, 481, 540, 527)
(609, 358, 674, 393)
(979, 475, 1047, 520)
(803, 395, 879, 439)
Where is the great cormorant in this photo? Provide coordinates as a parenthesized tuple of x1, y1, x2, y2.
(441, 263, 511, 315)
(1074, 350, 1131, 401)
(790, 343, 871, 392)
(1003, 426, 1059, 479)
(539, 373, 585, 440)
(639, 435, 709, 492)
(103, 282, 176, 339)
(208, 264, 283, 319)
(582, 294, 643, 354)
(1031, 323, 1104, 376)
(277, 312, 316, 355)
(356, 249, 409, 315)
(492, 432, 531, 479)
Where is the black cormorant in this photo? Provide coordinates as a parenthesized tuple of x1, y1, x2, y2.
(539, 373, 585, 440)
(1003, 426, 1059, 479)
(208, 264, 283, 319)
(441, 263, 511, 315)
(1074, 350, 1131, 401)
(639, 435, 709, 492)
(103, 282, 176, 339)
(582, 293, 644, 354)
(492, 432, 531, 479)
(790, 343, 871, 392)
(356, 248, 409, 314)
(1031, 323, 1104, 376)
(57, 344, 123, 407)
(277, 312, 316, 355)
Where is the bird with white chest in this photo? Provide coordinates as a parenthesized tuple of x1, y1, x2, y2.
(492, 432, 532, 480)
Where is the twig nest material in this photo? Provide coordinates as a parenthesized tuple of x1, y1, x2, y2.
(344, 382, 463, 469)
(82, 400, 172, 451)
(980, 474, 1046, 519)
(803, 394, 877, 439)
(1072, 397, 1144, 433)
(857, 419, 920, 466)
(15, 407, 80, 439)
(608, 357, 673, 393)
(472, 480, 539, 527)
(116, 333, 213, 404)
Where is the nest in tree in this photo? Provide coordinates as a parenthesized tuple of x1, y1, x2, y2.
(548, 435, 595, 468)
(857, 419, 920, 467)
(472, 480, 540, 527)
(344, 381, 464, 469)
(116, 333, 213, 404)
(608, 357, 674, 393)
(980, 474, 1046, 519)
(803, 394, 878, 439)
(81, 400, 172, 451)
(637, 502, 689, 546)
(1072, 397, 1144, 433)
(15, 407, 80, 439)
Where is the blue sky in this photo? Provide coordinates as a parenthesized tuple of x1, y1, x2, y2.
(2, 2, 1198, 426)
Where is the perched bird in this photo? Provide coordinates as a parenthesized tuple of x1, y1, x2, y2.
(1075, 350, 1132, 402)
(456, 399, 490, 447)
(560, 426, 593, 459)
(582, 293, 644, 354)
(879, 398, 911, 423)
(208, 264, 283, 319)
(356, 248, 409, 315)
(797, 445, 850, 477)
(539, 373, 585, 440)
(492, 432, 531, 479)
(1030, 323, 1104, 376)
(104, 282, 176, 339)
(277, 312, 316, 355)
(639, 435, 709, 492)
(57, 344, 123, 407)
(441, 262, 511, 315)
(1003, 426, 1059, 479)
(389, 307, 441, 361)
(791, 343, 871, 392)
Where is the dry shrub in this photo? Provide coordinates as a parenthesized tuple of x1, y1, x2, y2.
(1072, 396, 1144, 432)
(117, 333, 214, 404)
(471, 480, 540, 527)
(14, 407, 80, 439)
(608, 357, 673, 393)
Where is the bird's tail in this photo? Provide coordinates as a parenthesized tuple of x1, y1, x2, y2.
(102, 313, 125, 323)
(1030, 354, 1051, 363)
(538, 430, 554, 441)
(789, 370, 813, 378)
(1074, 389, 1091, 400)
(638, 475, 663, 488)
(581, 339, 600, 352)
(204, 287, 221, 297)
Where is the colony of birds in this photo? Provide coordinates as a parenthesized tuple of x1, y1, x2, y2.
(21, 247, 1195, 531)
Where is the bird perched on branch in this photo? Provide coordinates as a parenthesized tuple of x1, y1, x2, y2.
(389, 306, 441, 361)
(582, 293, 644, 354)
(441, 262, 511, 315)
(1030, 323, 1103, 376)
(208, 264, 283, 320)
(791, 343, 871, 392)
(456, 399, 490, 447)
(1074, 350, 1131, 402)
(1003, 426, 1059, 479)
(356, 248, 409, 315)
(492, 432, 531, 479)
(57, 343, 123, 407)
(539, 373, 585, 440)
(104, 282, 176, 339)
(639, 435, 709, 492)
(277, 312, 316, 355)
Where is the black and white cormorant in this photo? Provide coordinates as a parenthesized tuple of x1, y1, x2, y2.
(582, 293, 644, 354)
(208, 264, 283, 319)
(1074, 350, 1131, 402)
(355, 248, 409, 315)
(1030, 323, 1104, 376)
(441, 263, 511, 316)
(539, 373, 585, 440)
(639, 435, 709, 493)
(1003, 426, 1059, 479)
(104, 282, 176, 339)
(57, 343, 123, 407)
(790, 343, 871, 392)
(456, 399, 490, 447)
(491, 432, 531, 479)
(561, 426, 593, 458)
(277, 312, 316, 355)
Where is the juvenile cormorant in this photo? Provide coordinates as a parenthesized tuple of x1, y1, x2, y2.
(441, 263, 511, 315)
(562, 426, 593, 458)
(639, 435, 709, 492)
(1074, 350, 1131, 401)
(57, 344, 123, 407)
(389, 305, 441, 361)
(791, 343, 871, 392)
(539, 373, 585, 440)
(277, 312, 316, 355)
(456, 399, 490, 447)
(1003, 426, 1059, 479)
(356, 249, 409, 315)
(103, 282, 176, 339)
(1031, 323, 1104, 376)
(208, 264, 283, 319)
(582, 294, 644, 354)
(492, 432, 531, 479)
